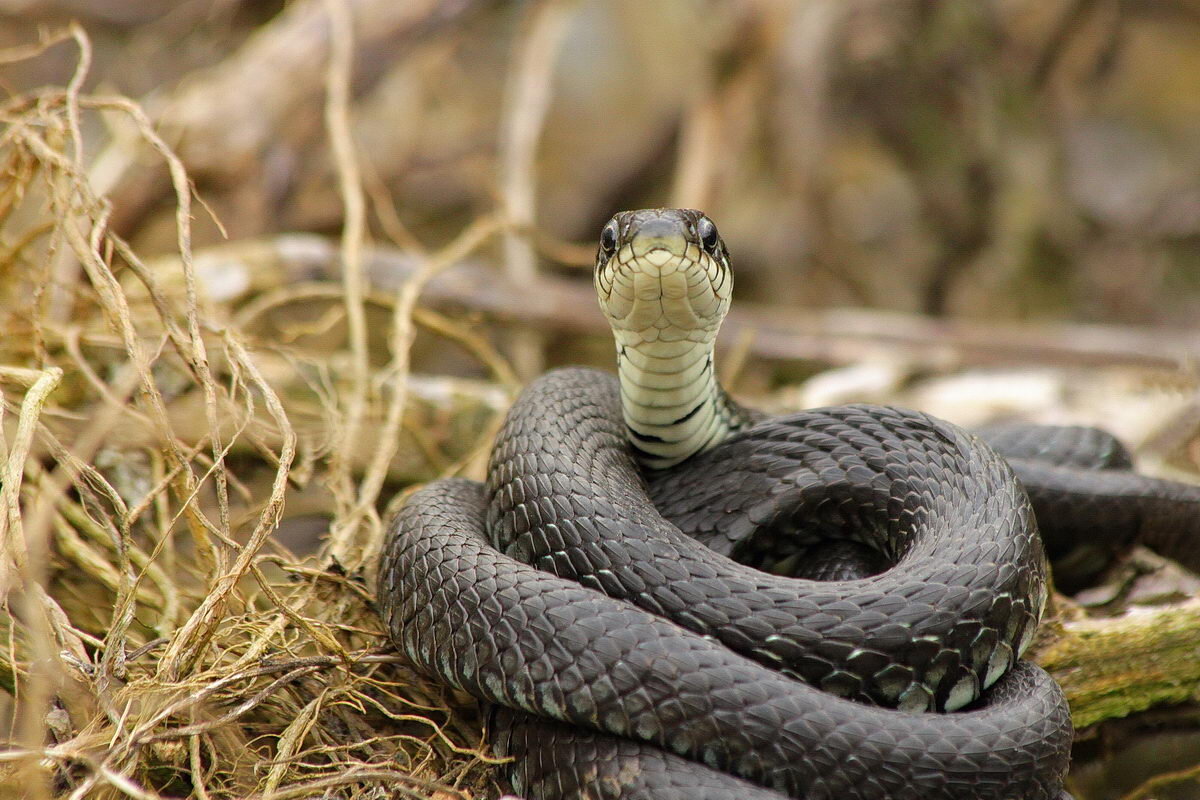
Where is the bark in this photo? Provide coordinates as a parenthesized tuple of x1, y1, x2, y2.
(1036, 599, 1200, 729)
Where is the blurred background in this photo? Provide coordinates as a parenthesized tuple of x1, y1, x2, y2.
(5, 0, 1200, 324)
(2, 1, 1200, 799)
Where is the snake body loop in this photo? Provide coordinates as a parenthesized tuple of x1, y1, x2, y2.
(381, 454, 1072, 799)
(486, 372, 1047, 715)
(378, 209, 1199, 799)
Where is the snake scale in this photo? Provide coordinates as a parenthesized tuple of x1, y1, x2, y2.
(377, 209, 1200, 799)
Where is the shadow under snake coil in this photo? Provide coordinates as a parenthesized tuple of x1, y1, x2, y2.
(378, 209, 1200, 799)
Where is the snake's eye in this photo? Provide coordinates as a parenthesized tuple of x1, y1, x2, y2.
(697, 216, 719, 253)
(600, 220, 618, 255)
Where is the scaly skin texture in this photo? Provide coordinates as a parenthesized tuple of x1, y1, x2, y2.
(975, 423, 1200, 593)
(379, 466, 1073, 799)
(488, 371, 1047, 714)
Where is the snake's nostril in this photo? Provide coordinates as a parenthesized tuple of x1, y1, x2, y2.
(642, 250, 676, 269)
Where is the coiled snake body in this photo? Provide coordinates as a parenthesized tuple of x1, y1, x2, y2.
(378, 209, 1200, 799)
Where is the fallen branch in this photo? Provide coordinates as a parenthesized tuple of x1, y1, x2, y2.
(149, 234, 1200, 373)
(1035, 598, 1200, 728)
(24, 367, 508, 486)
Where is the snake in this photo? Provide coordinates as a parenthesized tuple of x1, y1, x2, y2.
(377, 208, 1200, 799)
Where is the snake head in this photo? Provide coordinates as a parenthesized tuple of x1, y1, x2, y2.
(594, 208, 732, 347)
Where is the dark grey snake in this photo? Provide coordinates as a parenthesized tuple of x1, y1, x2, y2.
(377, 208, 1200, 799)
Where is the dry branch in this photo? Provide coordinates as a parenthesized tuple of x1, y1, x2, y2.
(321, 0, 374, 572)
(158, 234, 1200, 373)
(497, 0, 576, 381)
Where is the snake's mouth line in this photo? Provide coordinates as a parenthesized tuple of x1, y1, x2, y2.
(599, 252, 723, 341)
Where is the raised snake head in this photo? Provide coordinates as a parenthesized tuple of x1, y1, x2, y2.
(594, 208, 733, 351)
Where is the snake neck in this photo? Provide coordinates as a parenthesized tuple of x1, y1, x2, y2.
(617, 339, 751, 470)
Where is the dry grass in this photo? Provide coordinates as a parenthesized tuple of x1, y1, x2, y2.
(0, 26, 508, 800)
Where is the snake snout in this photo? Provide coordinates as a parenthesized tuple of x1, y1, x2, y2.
(596, 209, 732, 345)
(628, 215, 689, 256)
(602, 252, 718, 343)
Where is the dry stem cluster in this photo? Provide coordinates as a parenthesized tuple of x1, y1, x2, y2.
(0, 25, 509, 800)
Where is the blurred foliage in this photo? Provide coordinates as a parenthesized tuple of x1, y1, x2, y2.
(3, 0, 1199, 324)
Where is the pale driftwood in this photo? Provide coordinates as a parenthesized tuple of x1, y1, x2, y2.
(153, 234, 1200, 373)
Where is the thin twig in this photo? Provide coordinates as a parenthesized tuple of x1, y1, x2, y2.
(326, 214, 504, 570)
(498, 0, 576, 381)
(322, 0, 373, 549)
